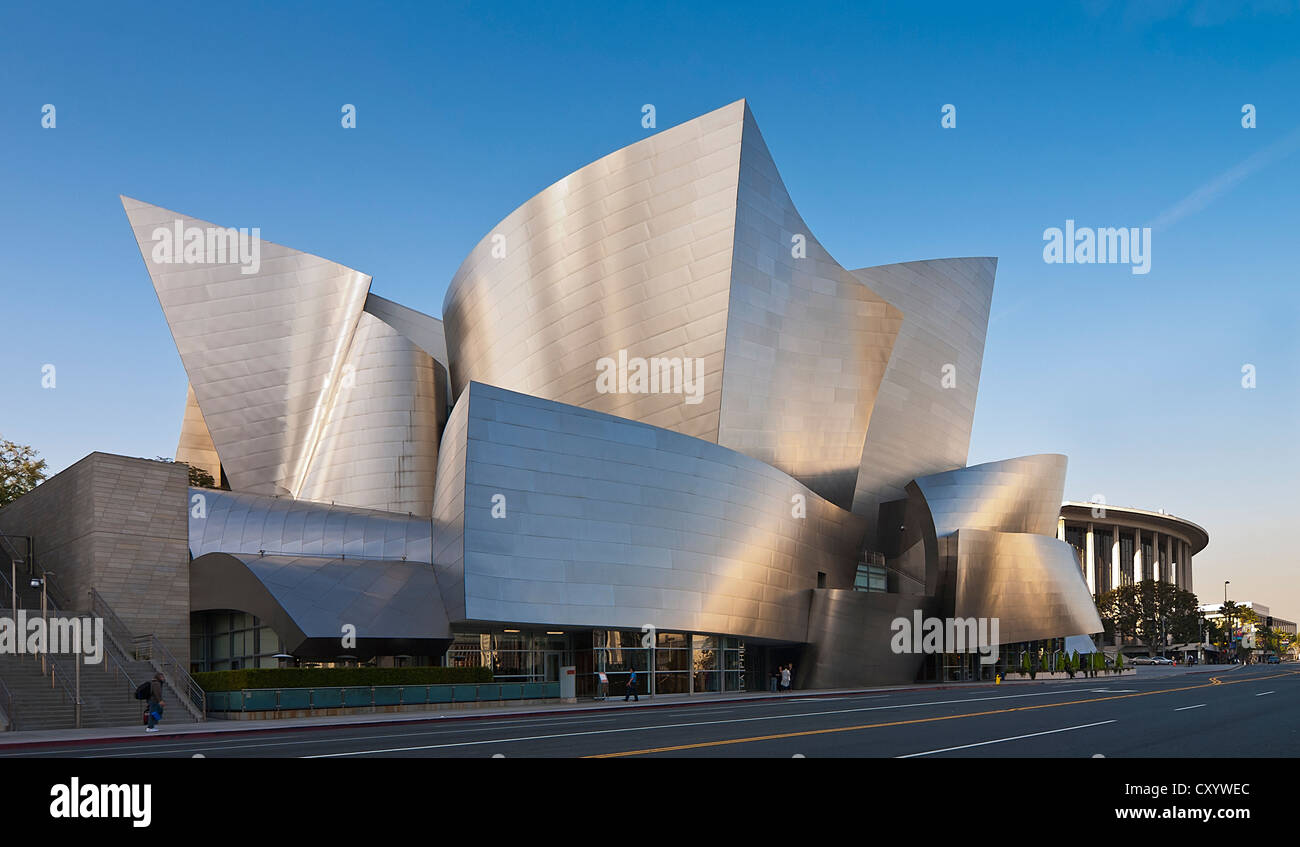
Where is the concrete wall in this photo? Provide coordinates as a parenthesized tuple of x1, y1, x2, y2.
(0, 452, 191, 666)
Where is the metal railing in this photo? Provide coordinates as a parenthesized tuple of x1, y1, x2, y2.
(134, 634, 206, 719)
(0, 676, 12, 731)
(87, 588, 136, 661)
(44, 654, 83, 728)
(207, 681, 561, 713)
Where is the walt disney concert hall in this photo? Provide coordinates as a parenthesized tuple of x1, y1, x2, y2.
(117, 99, 1102, 692)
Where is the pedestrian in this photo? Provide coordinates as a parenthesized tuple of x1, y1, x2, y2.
(624, 667, 639, 702)
(146, 672, 166, 733)
(780, 664, 792, 693)
(769, 669, 778, 692)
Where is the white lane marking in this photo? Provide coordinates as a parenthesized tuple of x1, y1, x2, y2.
(42, 683, 1149, 759)
(1256, 691, 1274, 696)
(1174, 704, 1206, 711)
(896, 720, 1118, 758)
(295, 688, 1128, 759)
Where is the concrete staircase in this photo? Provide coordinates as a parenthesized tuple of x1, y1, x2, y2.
(0, 575, 200, 732)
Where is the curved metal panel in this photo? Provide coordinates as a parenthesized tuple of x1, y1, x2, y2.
(363, 292, 453, 414)
(432, 382, 867, 641)
(431, 388, 471, 623)
(175, 383, 222, 483)
(717, 108, 902, 508)
(188, 487, 432, 564)
(848, 257, 996, 540)
(442, 101, 746, 441)
(910, 453, 1068, 538)
(953, 529, 1104, 642)
(122, 196, 372, 499)
(297, 311, 443, 517)
(801, 589, 937, 688)
(191, 552, 451, 657)
(441, 101, 902, 507)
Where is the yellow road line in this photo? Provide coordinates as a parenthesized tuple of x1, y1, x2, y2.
(585, 669, 1298, 758)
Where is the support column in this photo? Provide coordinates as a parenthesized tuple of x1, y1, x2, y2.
(1166, 535, 1174, 585)
(1085, 523, 1096, 595)
(1152, 530, 1160, 582)
(1112, 526, 1122, 589)
(1057, 516, 1066, 542)
(1134, 528, 1143, 583)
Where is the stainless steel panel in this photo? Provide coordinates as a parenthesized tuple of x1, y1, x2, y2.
(849, 258, 997, 541)
(431, 382, 867, 642)
(122, 196, 372, 499)
(297, 311, 442, 516)
(717, 107, 903, 508)
(191, 552, 451, 655)
(801, 589, 938, 688)
(188, 487, 432, 564)
(953, 529, 1105, 643)
(441, 101, 902, 507)
(911, 454, 1068, 538)
(175, 383, 222, 483)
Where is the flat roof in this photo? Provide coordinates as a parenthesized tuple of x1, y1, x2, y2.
(1060, 501, 1209, 555)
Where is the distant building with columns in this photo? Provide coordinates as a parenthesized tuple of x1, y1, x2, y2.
(1058, 502, 1208, 600)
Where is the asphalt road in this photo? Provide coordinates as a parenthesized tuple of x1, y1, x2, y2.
(3, 665, 1295, 758)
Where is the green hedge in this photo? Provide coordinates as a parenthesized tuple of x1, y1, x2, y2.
(195, 666, 493, 692)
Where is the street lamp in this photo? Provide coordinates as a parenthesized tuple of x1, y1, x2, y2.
(1224, 580, 1230, 605)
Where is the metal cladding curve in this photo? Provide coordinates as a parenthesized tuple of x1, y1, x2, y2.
(952, 529, 1105, 642)
(441, 100, 902, 508)
(431, 382, 868, 642)
(801, 589, 939, 688)
(190, 552, 451, 657)
(297, 311, 444, 517)
(188, 487, 433, 564)
(848, 257, 997, 542)
(175, 383, 222, 484)
(910, 453, 1069, 539)
(718, 106, 902, 508)
(122, 196, 372, 499)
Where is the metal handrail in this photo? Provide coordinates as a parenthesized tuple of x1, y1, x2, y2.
(87, 588, 136, 661)
(0, 676, 13, 731)
(135, 634, 206, 719)
(45, 654, 82, 727)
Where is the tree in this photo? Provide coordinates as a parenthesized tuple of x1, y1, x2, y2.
(153, 456, 217, 489)
(0, 439, 48, 508)
(1097, 580, 1201, 656)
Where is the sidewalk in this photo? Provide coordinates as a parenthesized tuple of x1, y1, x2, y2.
(0, 665, 1233, 750)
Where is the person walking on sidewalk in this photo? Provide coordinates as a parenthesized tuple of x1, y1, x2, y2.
(146, 673, 167, 733)
(780, 664, 792, 693)
(624, 667, 640, 702)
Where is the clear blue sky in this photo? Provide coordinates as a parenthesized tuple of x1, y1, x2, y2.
(1, 1, 1297, 613)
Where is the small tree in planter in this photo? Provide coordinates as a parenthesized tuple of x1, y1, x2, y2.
(1066, 650, 1078, 679)
(1022, 651, 1035, 680)
(1114, 652, 1125, 674)
(1040, 653, 1050, 675)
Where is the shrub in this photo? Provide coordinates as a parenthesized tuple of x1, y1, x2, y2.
(194, 665, 493, 692)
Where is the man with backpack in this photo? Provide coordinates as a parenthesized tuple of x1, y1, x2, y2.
(135, 673, 167, 732)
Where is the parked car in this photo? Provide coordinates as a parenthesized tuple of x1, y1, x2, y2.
(1266, 655, 1281, 664)
(1130, 656, 1155, 665)
(1150, 657, 1173, 665)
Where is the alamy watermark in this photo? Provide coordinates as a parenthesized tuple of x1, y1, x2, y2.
(1043, 220, 1151, 275)
(0, 612, 104, 663)
(890, 611, 1000, 664)
(150, 220, 261, 274)
(596, 349, 704, 405)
